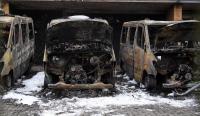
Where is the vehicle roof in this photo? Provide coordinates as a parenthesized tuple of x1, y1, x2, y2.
(123, 19, 199, 27)
(48, 15, 109, 28)
(0, 15, 33, 23)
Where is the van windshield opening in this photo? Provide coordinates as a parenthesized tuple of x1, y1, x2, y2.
(0, 22, 10, 56)
(148, 22, 200, 50)
(0, 22, 10, 48)
(147, 25, 165, 50)
(47, 21, 112, 46)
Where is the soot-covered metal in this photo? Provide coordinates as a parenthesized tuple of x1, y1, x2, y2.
(43, 16, 116, 90)
(120, 20, 200, 91)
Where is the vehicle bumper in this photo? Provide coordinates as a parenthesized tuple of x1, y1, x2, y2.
(162, 81, 182, 88)
(48, 81, 113, 90)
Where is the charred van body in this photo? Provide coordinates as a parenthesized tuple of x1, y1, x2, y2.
(43, 16, 116, 90)
(0, 15, 35, 88)
(119, 19, 200, 90)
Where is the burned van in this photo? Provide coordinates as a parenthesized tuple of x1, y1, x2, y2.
(43, 16, 116, 90)
(0, 15, 35, 88)
(120, 19, 200, 90)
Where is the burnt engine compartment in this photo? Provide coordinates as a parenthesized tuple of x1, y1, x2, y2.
(44, 18, 115, 88)
(46, 41, 114, 85)
(155, 51, 194, 88)
(150, 21, 200, 88)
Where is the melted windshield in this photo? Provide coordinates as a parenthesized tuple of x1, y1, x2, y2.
(148, 22, 200, 50)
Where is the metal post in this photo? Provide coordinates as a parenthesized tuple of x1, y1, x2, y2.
(168, 4, 182, 21)
(2, 0, 9, 14)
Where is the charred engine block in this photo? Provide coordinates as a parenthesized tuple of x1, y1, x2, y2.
(171, 64, 192, 84)
(53, 53, 112, 84)
(156, 53, 194, 88)
(65, 65, 88, 84)
(46, 41, 114, 85)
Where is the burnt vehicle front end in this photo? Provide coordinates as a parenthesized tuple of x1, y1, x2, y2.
(0, 16, 12, 87)
(148, 21, 200, 89)
(43, 17, 116, 90)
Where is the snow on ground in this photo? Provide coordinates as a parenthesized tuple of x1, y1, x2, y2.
(3, 72, 44, 105)
(2, 72, 198, 115)
(42, 90, 195, 108)
(3, 92, 40, 105)
(40, 89, 196, 115)
(16, 72, 44, 94)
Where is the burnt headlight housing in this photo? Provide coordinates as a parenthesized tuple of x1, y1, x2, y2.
(156, 56, 161, 60)
(51, 56, 66, 67)
(52, 56, 60, 63)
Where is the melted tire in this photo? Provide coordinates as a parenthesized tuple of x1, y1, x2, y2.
(144, 75, 157, 90)
(4, 74, 13, 88)
(44, 75, 51, 89)
(120, 60, 125, 75)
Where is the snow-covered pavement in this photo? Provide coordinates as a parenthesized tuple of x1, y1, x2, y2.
(2, 72, 199, 116)
(3, 72, 44, 105)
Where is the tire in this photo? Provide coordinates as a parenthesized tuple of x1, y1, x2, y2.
(144, 75, 157, 90)
(4, 74, 13, 88)
(120, 60, 125, 74)
(102, 71, 116, 93)
(44, 74, 51, 88)
(25, 58, 33, 75)
(101, 69, 116, 90)
(44, 76, 49, 88)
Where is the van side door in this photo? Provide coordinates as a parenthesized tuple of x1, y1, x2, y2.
(20, 22, 31, 74)
(28, 22, 35, 57)
(134, 24, 145, 82)
(12, 21, 22, 79)
(125, 26, 136, 78)
(119, 26, 129, 73)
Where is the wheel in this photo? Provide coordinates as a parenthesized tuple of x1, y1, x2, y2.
(44, 74, 52, 88)
(100, 71, 116, 93)
(102, 72, 115, 85)
(4, 74, 13, 88)
(120, 60, 125, 74)
(44, 76, 50, 88)
(144, 75, 157, 90)
(101, 68, 116, 92)
(24, 58, 33, 75)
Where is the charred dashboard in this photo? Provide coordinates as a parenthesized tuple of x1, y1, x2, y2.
(43, 16, 116, 90)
